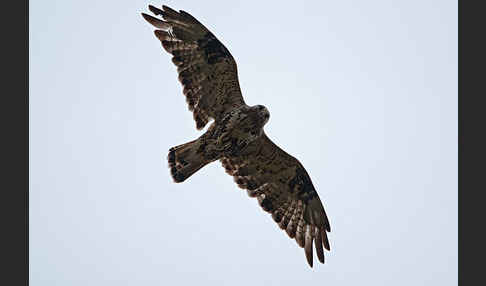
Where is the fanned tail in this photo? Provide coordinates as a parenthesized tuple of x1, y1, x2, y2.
(168, 139, 210, 182)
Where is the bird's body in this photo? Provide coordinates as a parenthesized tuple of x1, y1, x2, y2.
(142, 4, 331, 267)
(168, 104, 268, 182)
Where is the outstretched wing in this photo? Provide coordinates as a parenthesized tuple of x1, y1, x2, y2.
(142, 5, 245, 130)
(221, 133, 331, 267)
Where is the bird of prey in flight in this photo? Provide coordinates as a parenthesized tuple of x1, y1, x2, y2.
(142, 4, 331, 267)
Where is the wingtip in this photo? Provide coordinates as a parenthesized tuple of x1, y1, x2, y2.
(322, 230, 331, 251)
(306, 256, 313, 268)
(315, 230, 325, 263)
(148, 4, 163, 15)
(304, 228, 314, 268)
(141, 12, 151, 21)
(162, 5, 176, 11)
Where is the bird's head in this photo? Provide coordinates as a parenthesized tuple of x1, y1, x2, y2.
(253, 105, 270, 126)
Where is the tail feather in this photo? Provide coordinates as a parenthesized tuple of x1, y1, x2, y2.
(167, 139, 210, 182)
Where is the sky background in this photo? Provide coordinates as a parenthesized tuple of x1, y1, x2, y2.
(30, 0, 457, 285)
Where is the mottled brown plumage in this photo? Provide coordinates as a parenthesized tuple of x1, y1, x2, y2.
(142, 4, 331, 267)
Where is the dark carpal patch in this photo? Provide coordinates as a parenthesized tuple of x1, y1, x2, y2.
(288, 167, 318, 203)
(198, 32, 231, 64)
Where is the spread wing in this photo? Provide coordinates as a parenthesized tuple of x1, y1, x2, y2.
(221, 133, 331, 267)
(142, 5, 245, 130)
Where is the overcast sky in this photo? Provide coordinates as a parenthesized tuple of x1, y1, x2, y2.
(30, 0, 457, 285)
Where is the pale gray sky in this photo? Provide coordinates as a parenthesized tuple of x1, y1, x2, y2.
(30, 0, 457, 285)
